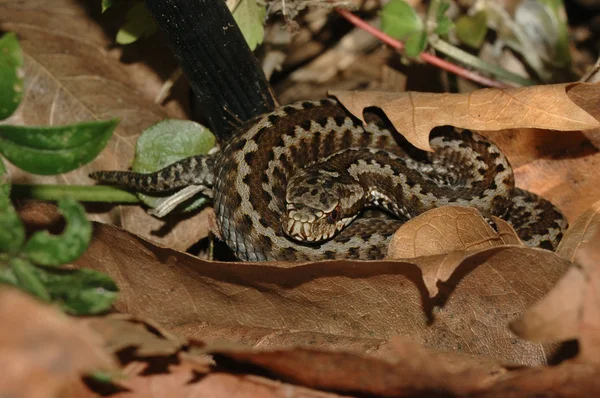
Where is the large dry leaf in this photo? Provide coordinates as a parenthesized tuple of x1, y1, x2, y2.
(68, 214, 572, 365)
(0, 0, 210, 251)
(474, 362, 600, 397)
(208, 338, 504, 397)
(556, 199, 600, 262)
(510, 202, 600, 358)
(112, 367, 349, 398)
(387, 206, 521, 259)
(330, 83, 600, 151)
(83, 314, 188, 357)
(0, 288, 116, 398)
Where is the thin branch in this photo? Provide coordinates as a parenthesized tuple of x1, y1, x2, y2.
(11, 184, 140, 203)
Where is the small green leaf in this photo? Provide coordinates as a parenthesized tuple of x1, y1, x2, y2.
(404, 32, 428, 57)
(0, 259, 118, 315)
(232, 0, 266, 51)
(0, 32, 24, 120)
(133, 119, 216, 212)
(0, 196, 24, 254)
(116, 2, 157, 45)
(1, 258, 51, 302)
(456, 11, 488, 49)
(0, 160, 25, 253)
(30, 266, 118, 315)
(102, 0, 115, 12)
(434, 1, 453, 36)
(0, 157, 10, 198)
(0, 118, 118, 175)
(23, 198, 91, 266)
(381, 0, 424, 49)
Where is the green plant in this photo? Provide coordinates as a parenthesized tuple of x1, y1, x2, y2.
(0, 32, 118, 315)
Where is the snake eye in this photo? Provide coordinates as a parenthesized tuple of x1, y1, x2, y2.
(327, 206, 340, 224)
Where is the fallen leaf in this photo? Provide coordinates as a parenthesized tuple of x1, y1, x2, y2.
(510, 202, 600, 359)
(0, 288, 116, 398)
(113, 367, 348, 398)
(556, 199, 600, 262)
(573, 231, 600, 363)
(209, 343, 495, 397)
(386, 206, 521, 259)
(83, 314, 187, 357)
(65, 213, 571, 365)
(475, 362, 600, 397)
(330, 82, 600, 151)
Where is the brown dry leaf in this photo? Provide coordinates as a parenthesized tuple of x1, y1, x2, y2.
(510, 204, 600, 357)
(113, 366, 348, 398)
(209, 337, 508, 397)
(67, 212, 571, 365)
(0, 288, 116, 398)
(475, 362, 600, 397)
(386, 206, 521, 259)
(574, 233, 600, 363)
(330, 82, 600, 151)
(556, 199, 600, 262)
(0, 0, 210, 251)
(83, 314, 187, 357)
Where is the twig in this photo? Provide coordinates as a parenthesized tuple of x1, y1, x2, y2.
(335, 8, 518, 89)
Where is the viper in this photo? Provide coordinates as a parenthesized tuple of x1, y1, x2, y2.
(90, 99, 568, 261)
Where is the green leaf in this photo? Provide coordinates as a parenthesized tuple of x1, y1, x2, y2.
(116, 2, 157, 45)
(102, 0, 115, 13)
(434, 1, 453, 36)
(0, 33, 24, 121)
(0, 259, 118, 315)
(1, 258, 51, 302)
(0, 157, 10, 198)
(0, 160, 25, 253)
(232, 0, 266, 51)
(23, 197, 91, 266)
(456, 11, 488, 49)
(132, 119, 216, 212)
(381, 0, 424, 44)
(404, 32, 428, 57)
(0, 118, 118, 175)
(29, 266, 118, 315)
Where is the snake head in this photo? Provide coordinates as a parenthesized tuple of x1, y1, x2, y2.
(283, 169, 362, 243)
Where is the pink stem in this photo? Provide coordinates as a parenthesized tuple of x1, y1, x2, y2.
(335, 8, 510, 89)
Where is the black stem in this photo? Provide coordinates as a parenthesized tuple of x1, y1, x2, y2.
(144, 0, 277, 141)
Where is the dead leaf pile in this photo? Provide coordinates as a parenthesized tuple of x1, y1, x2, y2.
(3, 0, 600, 397)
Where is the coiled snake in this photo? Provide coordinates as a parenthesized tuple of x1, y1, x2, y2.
(90, 99, 568, 261)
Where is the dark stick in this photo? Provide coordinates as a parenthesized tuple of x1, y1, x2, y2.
(144, 0, 277, 141)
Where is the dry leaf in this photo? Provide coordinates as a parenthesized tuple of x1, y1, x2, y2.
(386, 206, 521, 259)
(113, 368, 347, 398)
(83, 314, 187, 357)
(66, 214, 571, 365)
(556, 199, 600, 262)
(330, 83, 600, 151)
(0, 288, 116, 398)
(475, 362, 600, 397)
(0, 0, 210, 251)
(574, 234, 600, 363)
(209, 343, 496, 397)
(510, 203, 600, 358)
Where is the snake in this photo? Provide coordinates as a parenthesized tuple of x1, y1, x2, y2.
(90, 98, 568, 261)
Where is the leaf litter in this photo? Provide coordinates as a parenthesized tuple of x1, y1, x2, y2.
(3, 0, 600, 397)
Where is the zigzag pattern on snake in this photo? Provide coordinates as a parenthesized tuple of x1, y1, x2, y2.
(90, 99, 568, 261)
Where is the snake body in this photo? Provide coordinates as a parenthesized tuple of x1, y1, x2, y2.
(90, 99, 567, 261)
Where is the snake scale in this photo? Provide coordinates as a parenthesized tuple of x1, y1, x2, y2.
(90, 99, 568, 261)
